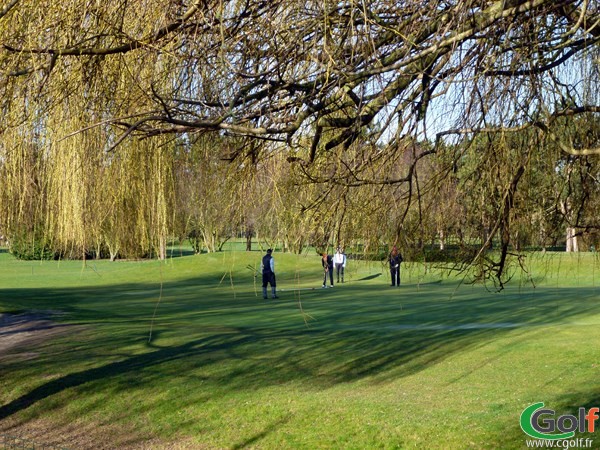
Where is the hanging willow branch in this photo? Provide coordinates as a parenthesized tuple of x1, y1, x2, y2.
(1, 0, 597, 159)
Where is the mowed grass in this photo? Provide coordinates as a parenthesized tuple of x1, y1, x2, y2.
(0, 247, 599, 449)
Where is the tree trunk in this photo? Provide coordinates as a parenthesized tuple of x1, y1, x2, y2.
(565, 227, 579, 252)
(158, 235, 167, 260)
(245, 225, 253, 251)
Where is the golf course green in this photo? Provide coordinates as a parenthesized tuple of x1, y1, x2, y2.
(1, 247, 599, 449)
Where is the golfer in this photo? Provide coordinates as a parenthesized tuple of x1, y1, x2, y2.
(322, 252, 334, 288)
(261, 249, 278, 299)
(389, 246, 403, 287)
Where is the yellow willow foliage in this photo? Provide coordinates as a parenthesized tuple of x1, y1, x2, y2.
(0, 0, 180, 259)
(3, 0, 191, 113)
(100, 137, 175, 260)
(4, 107, 177, 259)
(3, 0, 186, 49)
(0, 125, 46, 238)
(44, 113, 103, 256)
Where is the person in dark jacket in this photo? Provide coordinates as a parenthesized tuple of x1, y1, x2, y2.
(321, 252, 334, 288)
(389, 246, 403, 286)
(261, 249, 278, 299)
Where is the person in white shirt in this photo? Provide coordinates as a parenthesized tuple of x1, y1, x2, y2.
(333, 247, 347, 283)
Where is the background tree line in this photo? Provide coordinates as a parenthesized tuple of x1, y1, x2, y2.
(1, 127, 597, 258)
(0, 0, 598, 285)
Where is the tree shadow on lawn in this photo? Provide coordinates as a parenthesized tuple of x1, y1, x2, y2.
(0, 332, 257, 421)
(355, 272, 382, 281)
(1, 278, 599, 436)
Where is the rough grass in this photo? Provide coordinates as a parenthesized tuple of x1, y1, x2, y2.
(0, 248, 599, 449)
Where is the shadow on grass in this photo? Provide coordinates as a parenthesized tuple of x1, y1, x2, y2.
(231, 415, 292, 450)
(165, 247, 196, 258)
(1, 274, 599, 446)
(356, 273, 382, 281)
(0, 333, 254, 420)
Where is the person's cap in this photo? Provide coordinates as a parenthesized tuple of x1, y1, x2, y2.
(267, 248, 273, 253)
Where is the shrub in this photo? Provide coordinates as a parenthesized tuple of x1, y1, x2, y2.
(9, 233, 56, 260)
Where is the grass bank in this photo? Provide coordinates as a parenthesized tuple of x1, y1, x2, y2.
(0, 249, 599, 449)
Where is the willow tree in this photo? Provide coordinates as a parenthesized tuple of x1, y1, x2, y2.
(0, 125, 47, 257)
(4, 1, 598, 149)
(1, 0, 599, 279)
(0, 0, 180, 259)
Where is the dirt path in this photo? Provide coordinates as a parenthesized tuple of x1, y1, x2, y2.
(0, 311, 80, 448)
(0, 311, 75, 362)
(0, 313, 197, 449)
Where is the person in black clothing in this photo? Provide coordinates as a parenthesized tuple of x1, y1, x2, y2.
(389, 246, 403, 286)
(261, 249, 278, 299)
(321, 252, 334, 288)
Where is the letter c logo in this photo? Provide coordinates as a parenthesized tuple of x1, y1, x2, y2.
(520, 402, 575, 440)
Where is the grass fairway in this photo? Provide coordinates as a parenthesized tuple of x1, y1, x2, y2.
(0, 248, 599, 449)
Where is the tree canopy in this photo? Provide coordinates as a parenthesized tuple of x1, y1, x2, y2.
(3, 1, 598, 150)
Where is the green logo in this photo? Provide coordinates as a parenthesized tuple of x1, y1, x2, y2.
(520, 402, 600, 440)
